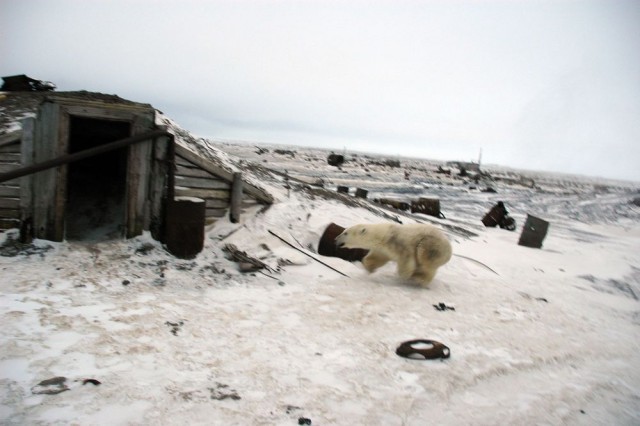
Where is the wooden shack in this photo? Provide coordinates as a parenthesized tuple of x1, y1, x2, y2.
(0, 91, 272, 244)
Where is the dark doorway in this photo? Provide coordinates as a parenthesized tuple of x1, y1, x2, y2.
(66, 117, 130, 241)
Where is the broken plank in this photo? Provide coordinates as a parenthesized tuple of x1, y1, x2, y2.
(175, 175, 230, 190)
(175, 187, 230, 200)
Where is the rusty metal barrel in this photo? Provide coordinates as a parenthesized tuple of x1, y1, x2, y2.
(376, 198, 410, 211)
(327, 154, 345, 166)
(482, 201, 507, 227)
(518, 214, 549, 248)
(411, 198, 442, 218)
(317, 223, 368, 262)
(355, 188, 368, 199)
(165, 197, 206, 259)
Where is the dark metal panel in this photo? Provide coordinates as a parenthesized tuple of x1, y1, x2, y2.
(518, 215, 550, 248)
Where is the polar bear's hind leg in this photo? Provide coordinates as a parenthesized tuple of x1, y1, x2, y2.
(396, 256, 417, 280)
(417, 236, 452, 266)
(411, 267, 437, 286)
(412, 235, 451, 285)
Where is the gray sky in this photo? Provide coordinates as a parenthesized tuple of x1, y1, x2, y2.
(2, 0, 639, 182)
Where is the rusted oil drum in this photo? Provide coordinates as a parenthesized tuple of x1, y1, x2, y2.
(482, 201, 507, 227)
(376, 198, 411, 211)
(355, 188, 368, 199)
(518, 214, 549, 248)
(165, 197, 206, 259)
(317, 222, 368, 262)
(327, 154, 345, 166)
(411, 197, 442, 218)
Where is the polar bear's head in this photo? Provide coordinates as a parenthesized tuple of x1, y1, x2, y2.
(335, 224, 371, 249)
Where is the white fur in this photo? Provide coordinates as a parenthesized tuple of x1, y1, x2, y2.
(335, 223, 452, 286)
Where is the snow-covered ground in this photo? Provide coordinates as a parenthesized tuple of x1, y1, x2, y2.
(1, 139, 640, 425)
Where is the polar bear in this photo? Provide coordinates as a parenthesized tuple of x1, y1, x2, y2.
(335, 223, 452, 286)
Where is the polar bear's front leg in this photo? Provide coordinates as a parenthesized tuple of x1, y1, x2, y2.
(362, 251, 391, 273)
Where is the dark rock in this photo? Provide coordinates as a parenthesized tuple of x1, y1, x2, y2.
(433, 303, 455, 311)
(165, 321, 184, 336)
(209, 383, 241, 400)
(32, 377, 69, 395)
(0, 231, 53, 257)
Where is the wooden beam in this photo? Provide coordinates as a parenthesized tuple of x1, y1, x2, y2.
(206, 208, 228, 218)
(0, 128, 171, 184)
(0, 185, 20, 197)
(148, 132, 170, 241)
(0, 153, 21, 164)
(0, 198, 19, 209)
(0, 164, 20, 173)
(126, 113, 156, 238)
(175, 164, 221, 179)
(205, 199, 230, 209)
(0, 218, 20, 229)
(230, 172, 243, 223)
(20, 117, 35, 233)
(0, 130, 22, 149)
(174, 187, 229, 200)
(33, 101, 59, 240)
(0, 208, 19, 217)
(174, 175, 230, 190)
(0, 143, 21, 154)
(175, 144, 233, 180)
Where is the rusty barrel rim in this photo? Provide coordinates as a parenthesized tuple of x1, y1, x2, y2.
(317, 222, 368, 262)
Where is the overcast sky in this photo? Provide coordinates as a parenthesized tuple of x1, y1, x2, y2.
(2, 0, 639, 181)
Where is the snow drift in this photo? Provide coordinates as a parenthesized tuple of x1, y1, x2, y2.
(1, 135, 639, 425)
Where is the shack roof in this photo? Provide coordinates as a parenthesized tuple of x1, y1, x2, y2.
(0, 90, 273, 204)
(0, 91, 153, 134)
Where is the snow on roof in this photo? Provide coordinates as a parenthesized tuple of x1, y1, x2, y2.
(155, 112, 241, 176)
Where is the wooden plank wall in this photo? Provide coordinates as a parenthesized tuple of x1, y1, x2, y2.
(0, 140, 21, 229)
(175, 144, 273, 205)
(174, 154, 232, 223)
(126, 112, 156, 238)
(33, 101, 63, 240)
